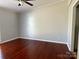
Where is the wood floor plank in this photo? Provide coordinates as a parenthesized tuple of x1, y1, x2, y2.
(1, 38, 70, 59)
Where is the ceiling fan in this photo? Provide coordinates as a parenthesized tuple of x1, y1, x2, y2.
(18, 0, 33, 6)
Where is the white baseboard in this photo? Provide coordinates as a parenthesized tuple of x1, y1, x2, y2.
(1, 37, 67, 44)
(1, 37, 71, 50)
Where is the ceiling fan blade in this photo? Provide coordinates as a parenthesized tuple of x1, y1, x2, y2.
(23, 0, 34, 1)
(25, 1, 33, 6)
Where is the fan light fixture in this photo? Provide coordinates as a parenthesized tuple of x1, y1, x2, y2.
(18, 0, 23, 6)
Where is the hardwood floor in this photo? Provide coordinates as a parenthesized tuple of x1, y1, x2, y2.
(1, 38, 72, 59)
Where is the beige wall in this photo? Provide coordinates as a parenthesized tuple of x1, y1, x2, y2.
(20, 1, 68, 44)
(0, 8, 19, 42)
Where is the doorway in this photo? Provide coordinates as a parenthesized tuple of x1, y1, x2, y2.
(68, 0, 79, 59)
(74, 5, 79, 54)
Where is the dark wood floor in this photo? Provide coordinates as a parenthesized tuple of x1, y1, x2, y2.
(1, 38, 72, 59)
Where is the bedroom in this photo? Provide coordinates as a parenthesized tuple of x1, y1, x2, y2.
(0, 0, 78, 59)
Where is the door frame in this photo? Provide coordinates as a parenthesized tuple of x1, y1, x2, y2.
(68, 0, 79, 58)
(68, 0, 79, 51)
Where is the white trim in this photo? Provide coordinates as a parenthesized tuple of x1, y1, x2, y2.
(1, 37, 70, 51)
(0, 37, 19, 44)
(1, 37, 67, 45)
(68, 0, 79, 51)
(68, 0, 79, 59)
(21, 37, 67, 44)
(68, 0, 72, 6)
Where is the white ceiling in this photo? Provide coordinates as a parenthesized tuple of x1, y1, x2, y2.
(0, 0, 65, 12)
